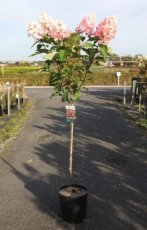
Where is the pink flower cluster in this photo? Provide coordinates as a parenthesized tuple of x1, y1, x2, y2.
(50, 20, 71, 41)
(27, 12, 70, 41)
(76, 14, 96, 36)
(28, 13, 117, 44)
(94, 16, 117, 44)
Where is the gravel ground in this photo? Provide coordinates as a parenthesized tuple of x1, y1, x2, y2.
(0, 87, 147, 230)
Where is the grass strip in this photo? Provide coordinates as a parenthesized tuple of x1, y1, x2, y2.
(118, 103, 147, 134)
(0, 100, 33, 154)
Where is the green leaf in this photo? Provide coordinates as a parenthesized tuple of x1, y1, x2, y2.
(62, 90, 68, 102)
(37, 44, 43, 50)
(50, 72, 61, 85)
(107, 46, 113, 56)
(100, 45, 108, 61)
(45, 51, 58, 61)
(64, 33, 80, 48)
(29, 51, 40, 57)
(81, 48, 91, 56)
(59, 50, 66, 61)
(97, 60, 107, 66)
(80, 42, 93, 49)
(87, 69, 93, 74)
(73, 91, 81, 102)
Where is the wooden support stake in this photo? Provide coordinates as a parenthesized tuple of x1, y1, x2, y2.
(123, 80, 126, 105)
(7, 85, 10, 115)
(16, 82, 21, 110)
(22, 84, 25, 104)
(131, 80, 136, 106)
(69, 122, 74, 186)
(139, 84, 142, 117)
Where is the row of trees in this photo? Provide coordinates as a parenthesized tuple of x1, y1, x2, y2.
(0, 54, 146, 66)
(109, 54, 146, 61)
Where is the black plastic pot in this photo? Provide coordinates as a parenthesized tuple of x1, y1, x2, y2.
(58, 184, 88, 223)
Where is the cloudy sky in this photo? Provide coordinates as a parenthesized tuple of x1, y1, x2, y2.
(0, 0, 146, 61)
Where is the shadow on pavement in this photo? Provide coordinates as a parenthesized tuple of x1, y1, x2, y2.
(2, 89, 147, 230)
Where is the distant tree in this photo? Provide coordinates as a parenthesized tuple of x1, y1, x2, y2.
(109, 53, 120, 61)
(121, 55, 133, 61)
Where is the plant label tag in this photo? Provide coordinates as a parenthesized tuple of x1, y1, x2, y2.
(65, 105, 76, 123)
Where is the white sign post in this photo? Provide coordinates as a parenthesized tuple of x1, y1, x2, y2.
(116, 72, 121, 87)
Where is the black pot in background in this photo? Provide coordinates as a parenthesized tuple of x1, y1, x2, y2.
(58, 184, 88, 223)
(0, 107, 4, 116)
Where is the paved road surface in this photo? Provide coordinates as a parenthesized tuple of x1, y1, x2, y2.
(0, 87, 147, 230)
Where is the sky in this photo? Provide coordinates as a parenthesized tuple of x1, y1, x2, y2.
(0, 0, 147, 61)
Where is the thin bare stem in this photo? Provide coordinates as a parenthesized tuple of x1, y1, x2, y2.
(80, 49, 97, 88)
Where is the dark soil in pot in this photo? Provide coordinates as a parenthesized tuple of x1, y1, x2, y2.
(58, 184, 88, 223)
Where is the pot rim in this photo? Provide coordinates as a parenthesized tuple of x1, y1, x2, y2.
(58, 184, 88, 194)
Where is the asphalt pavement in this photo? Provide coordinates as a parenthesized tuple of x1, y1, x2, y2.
(0, 87, 147, 230)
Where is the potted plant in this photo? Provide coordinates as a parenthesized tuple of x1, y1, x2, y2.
(27, 12, 117, 222)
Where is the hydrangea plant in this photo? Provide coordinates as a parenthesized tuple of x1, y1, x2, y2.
(27, 12, 117, 185)
(28, 12, 117, 103)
